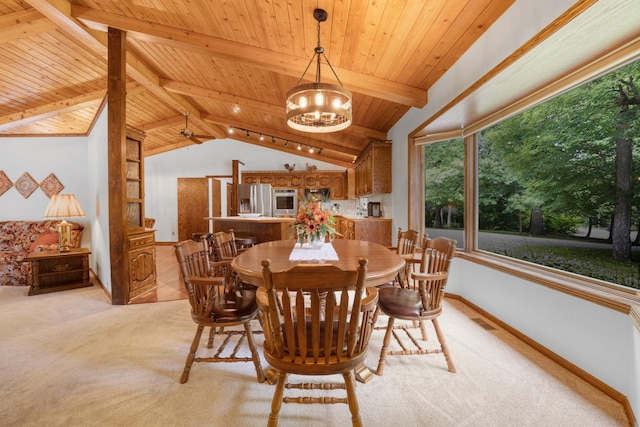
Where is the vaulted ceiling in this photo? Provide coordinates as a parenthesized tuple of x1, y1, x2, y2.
(1, 0, 517, 167)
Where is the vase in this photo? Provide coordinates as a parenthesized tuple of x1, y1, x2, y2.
(304, 232, 326, 248)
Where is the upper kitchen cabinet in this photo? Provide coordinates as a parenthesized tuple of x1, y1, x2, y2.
(242, 172, 300, 188)
(241, 170, 347, 200)
(354, 142, 392, 196)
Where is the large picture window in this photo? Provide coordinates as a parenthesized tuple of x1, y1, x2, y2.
(473, 59, 640, 290)
(424, 138, 464, 248)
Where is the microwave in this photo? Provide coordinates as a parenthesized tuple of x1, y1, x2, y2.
(272, 188, 298, 217)
(304, 188, 331, 200)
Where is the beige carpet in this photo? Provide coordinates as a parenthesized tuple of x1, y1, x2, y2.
(0, 285, 629, 427)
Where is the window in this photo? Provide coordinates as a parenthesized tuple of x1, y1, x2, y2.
(474, 59, 640, 290)
(424, 138, 464, 248)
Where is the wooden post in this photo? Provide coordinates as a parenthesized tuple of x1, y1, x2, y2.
(107, 27, 128, 304)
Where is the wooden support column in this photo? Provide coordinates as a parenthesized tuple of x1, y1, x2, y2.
(107, 27, 128, 305)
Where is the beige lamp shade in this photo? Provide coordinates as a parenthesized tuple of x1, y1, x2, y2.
(43, 194, 86, 219)
(43, 194, 85, 251)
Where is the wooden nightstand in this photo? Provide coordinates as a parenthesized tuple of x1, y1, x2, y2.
(27, 248, 92, 296)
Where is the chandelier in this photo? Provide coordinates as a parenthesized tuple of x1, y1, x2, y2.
(286, 8, 352, 133)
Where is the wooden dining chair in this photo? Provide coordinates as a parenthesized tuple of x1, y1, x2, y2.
(258, 258, 378, 427)
(174, 239, 266, 384)
(386, 228, 420, 288)
(375, 236, 457, 375)
(212, 229, 252, 289)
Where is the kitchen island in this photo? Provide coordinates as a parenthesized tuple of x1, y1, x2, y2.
(206, 216, 296, 244)
(334, 215, 393, 247)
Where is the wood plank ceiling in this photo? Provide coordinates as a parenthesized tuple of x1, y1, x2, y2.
(0, 0, 514, 167)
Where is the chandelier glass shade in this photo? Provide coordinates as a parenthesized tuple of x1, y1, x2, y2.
(286, 9, 352, 133)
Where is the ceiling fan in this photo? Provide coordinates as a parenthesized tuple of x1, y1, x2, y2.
(180, 112, 204, 144)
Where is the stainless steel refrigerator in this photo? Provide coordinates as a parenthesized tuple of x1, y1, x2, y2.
(237, 183, 272, 216)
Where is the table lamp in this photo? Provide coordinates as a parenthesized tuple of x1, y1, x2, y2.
(43, 194, 86, 252)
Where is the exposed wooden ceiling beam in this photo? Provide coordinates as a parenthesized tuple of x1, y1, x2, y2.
(72, 5, 428, 108)
(0, 89, 105, 130)
(221, 132, 357, 169)
(201, 113, 361, 158)
(0, 82, 142, 131)
(25, 0, 224, 140)
(160, 79, 387, 142)
(25, 0, 107, 59)
(0, 9, 58, 44)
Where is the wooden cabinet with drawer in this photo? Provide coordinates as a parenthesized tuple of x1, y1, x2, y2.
(126, 229, 157, 302)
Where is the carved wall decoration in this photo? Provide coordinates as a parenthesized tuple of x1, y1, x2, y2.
(15, 172, 38, 199)
(0, 171, 12, 196)
(39, 173, 64, 198)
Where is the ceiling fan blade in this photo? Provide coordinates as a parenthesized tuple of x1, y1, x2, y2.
(189, 136, 204, 144)
(193, 135, 216, 141)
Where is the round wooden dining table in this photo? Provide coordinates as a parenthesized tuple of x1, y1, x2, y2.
(231, 238, 405, 288)
(231, 238, 404, 384)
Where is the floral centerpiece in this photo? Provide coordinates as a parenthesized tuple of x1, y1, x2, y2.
(290, 195, 339, 247)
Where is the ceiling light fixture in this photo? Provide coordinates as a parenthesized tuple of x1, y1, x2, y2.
(285, 8, 352, 133)
(226, 126, 325, 156)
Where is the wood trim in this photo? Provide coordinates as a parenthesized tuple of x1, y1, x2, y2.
(463, 134, 478, 251)
(456, 251, 640, 313)
(407, 135, 423, 233)
(411, 0, 599, 136)
(107, 27, 128, 305)
(447, 293, 637, 427)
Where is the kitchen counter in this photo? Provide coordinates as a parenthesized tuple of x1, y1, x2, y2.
(206, 216, 295, 223)
(336, 215, 391, 221)
(205, 216, 295, 244)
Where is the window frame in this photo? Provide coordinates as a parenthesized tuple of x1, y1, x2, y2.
(412, 44, 640, 320)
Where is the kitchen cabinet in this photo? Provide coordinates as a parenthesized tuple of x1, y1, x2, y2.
(241, 170, 347, 200)
(354, 142, 392, 196)
(334, 216, 392, 247)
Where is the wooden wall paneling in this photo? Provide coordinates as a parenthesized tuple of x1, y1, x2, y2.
(210, 178, 222, 218)
(107, 27, 128, 305)
(177, 177, 209, 241)
(226, 182, 233, 217)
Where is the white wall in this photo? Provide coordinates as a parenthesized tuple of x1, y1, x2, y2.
(387, 0, 640, 420)
(144, 139, 344, 242)
(0, 136, 90, 248)
(87, 106, 111, 293)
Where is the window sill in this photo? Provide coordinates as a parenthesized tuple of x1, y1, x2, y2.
(456, 250, 640, 329)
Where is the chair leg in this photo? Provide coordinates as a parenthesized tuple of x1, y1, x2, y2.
(432, 318, 456, 373)
(268, 372, 287, 427)
(343, 370, 363, 427)
(376, 316, 395, 375)
(181, 324, 204, 384)
(243, 322, 266, 383)
(207, 326, 216, 348)
(419, 320, 428, 341)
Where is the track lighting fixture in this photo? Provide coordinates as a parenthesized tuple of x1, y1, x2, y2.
(225, 126, 325, 156)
